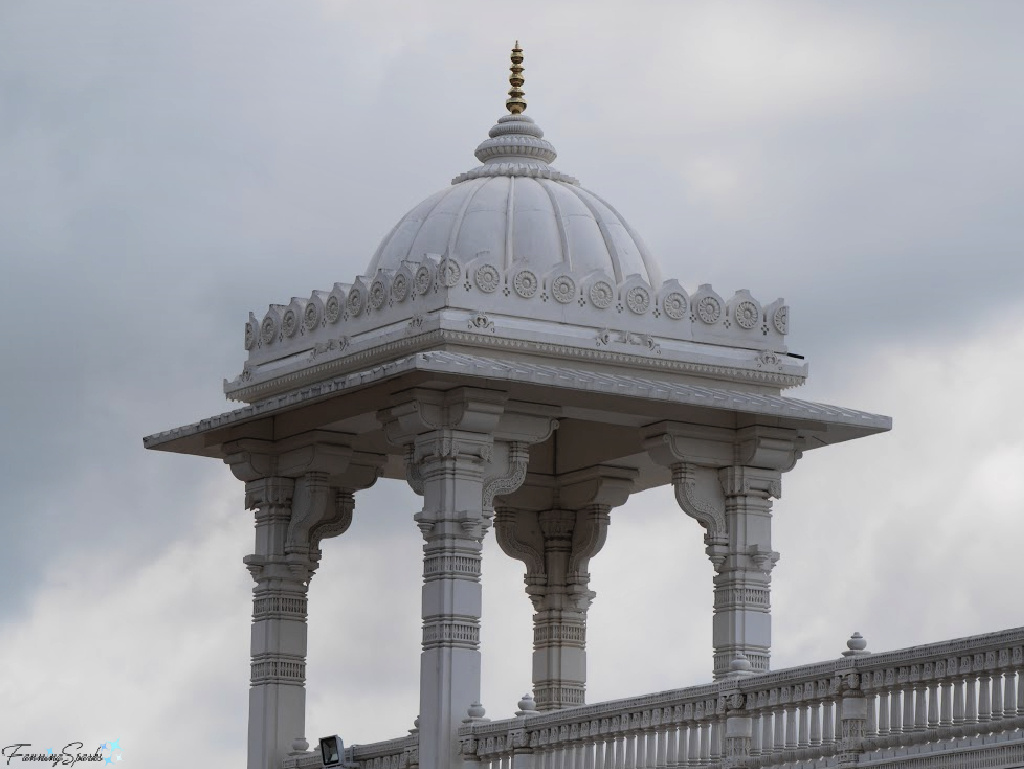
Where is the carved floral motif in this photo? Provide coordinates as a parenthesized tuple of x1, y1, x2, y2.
(369, 279, 386, 309)
(303, 302, 319, 331)
(282, 309, 297, 337)
(773, 305, 789, 334)
(346, 288, 363, 316)
(626, 286, 651, 314)
(552, 275, 576, 303)
(441, 257, 462, 287)
(698, 296, 721, 324)
(414, 265, 432, 295)
(261, 316, 276, 344)
(475, 264, 500, 293)
(590, 280, 614, 308)
(735, 300, 758, 329)
(513, 269, 538, 298)
(325, 295, 341, 323)
(664, 292, 687, 320)
(391, 272, 409, 302)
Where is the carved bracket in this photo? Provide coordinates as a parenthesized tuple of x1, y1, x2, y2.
(483, 441, 529, 509)
(672, 463, 728, 546)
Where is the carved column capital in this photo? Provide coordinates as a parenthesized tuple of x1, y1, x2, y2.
(378, 387, 509, 443)
(719, 466, 782, 500)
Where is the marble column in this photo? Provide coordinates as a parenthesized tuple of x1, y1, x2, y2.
(226, 438, 383, 769)
(645, 424, 800, 679)
(380, 389, 556, 769)
(494, 465, 637, 710)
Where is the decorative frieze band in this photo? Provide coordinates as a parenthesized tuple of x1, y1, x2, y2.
(251, 654, 306, 686)
(714, 587, 771, 610)
(423, 554, 481, 579)
(422, 620, 481, 649)
(534, 624, 586, 645)
(535, 686, 586, 708)
(252, 592, 308, 621)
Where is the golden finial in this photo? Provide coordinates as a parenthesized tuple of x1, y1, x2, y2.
(506, 41, 526, 115)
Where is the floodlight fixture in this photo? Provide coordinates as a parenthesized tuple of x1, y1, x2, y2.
(320, 735, 343, 767)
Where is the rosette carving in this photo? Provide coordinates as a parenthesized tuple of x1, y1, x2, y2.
(513, 269, 538, 298)
(551, 275, 576, 303)
(475, 264, 500, 293)
(590, 280, 614, 308)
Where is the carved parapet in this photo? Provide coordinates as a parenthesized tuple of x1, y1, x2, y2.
(227, 248, 800, 404)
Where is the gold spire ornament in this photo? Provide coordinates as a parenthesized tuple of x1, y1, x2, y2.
(506, 41, 526, 114)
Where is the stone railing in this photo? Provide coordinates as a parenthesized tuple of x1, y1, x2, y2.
(457, 627, 1024, 769)
(282, 732, 418, 769)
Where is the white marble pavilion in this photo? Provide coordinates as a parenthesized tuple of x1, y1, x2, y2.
(144, 45, 1024, 769)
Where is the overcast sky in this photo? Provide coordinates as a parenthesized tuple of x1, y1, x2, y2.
(2, 2, 1023, 767)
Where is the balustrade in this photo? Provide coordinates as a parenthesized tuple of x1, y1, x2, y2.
(281, 629, 1024, 769)
(454, 628, 1024, 769)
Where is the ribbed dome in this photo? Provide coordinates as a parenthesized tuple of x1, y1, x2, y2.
(365, 113, 662, 286)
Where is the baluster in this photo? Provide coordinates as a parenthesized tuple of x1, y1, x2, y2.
(823, 700, 836, 744)
(773, 708, 785, 754)
(709, 721, 720, 762)
(914, 685, 927, 731)
(877, 691, 890, 736)
(760, 712, 774, 755)
(585, 733, 597, 769)
(750, 715, 762, 757)
(666, 723, 679, 769)
(966, 676, 979, 725)
(648, 730, 659, 769)
(784, 706, 797, 750)
(798, 702, 809, 748)
(903, 685, 915, 734)
(940, 680, 953, 726)
(991, 672, 1003, 722)
(657, 724, 669, 769)
(979, 674, 992, 722)
(1017, 668, 1024, 717)
(687, 724, 699, 768)
(602, 739, 612, 769)
(1005, 668, 1018, 718)
(953, 675, 965, 725)
(504, 753, 513, 769)
(634, 731, 646, 769)
(927, 681, 939, 729)
(699, 723, 711, 765)
(890, 689, 902, 734)
(625, 735, 636, 769)
(809, 701, 822, 746)
(538, 748, 550, 769)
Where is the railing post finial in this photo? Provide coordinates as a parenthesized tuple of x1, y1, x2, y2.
(842, 632, 870, 657)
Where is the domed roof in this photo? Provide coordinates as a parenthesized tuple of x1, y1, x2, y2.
(225, 45, 801, 404)
(364, 111, 662, 286)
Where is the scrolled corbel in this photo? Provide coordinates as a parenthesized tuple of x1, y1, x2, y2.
(672, 463, 728, 544)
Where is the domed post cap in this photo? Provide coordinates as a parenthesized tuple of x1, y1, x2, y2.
(842, 631, 870, 657)
(463, 701, 489, 723)
(515, 692, 538, 717)
(728, 653, 756, 677)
